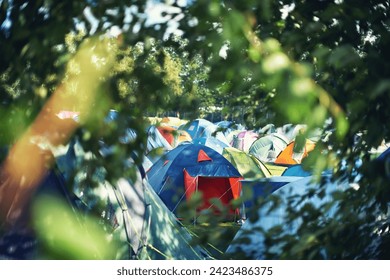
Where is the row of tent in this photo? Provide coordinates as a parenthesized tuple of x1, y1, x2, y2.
(145, 117, 318, 171)
(0, 112, 350, 260)
(141, 117, 319, 220)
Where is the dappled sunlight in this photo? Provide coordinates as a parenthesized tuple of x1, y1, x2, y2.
(0, 37, 117, 230)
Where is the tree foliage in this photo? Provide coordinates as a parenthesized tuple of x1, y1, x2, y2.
(1, 0, 390, 259)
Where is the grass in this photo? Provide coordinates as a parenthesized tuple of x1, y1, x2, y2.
(185, 221, 242, 259)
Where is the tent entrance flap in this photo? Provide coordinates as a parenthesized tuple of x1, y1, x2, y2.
(198, 177, 234, 208)
(183, 170, 237, 213)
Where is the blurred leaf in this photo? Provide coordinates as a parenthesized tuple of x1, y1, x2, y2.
(33, 195, 118, 259)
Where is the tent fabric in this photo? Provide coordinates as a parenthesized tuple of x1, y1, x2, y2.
(156, 125, 192, 148)
(157, 125, 176, 146)
(215, 121, 245, 137)
(198, 149, 213, 162)
(274, 139, 316, 165)
(146, 143, 242, 216)
(231, 130, 259, 152)
(226, 130, 243, 145)
(146, 125, 172, 154)
(222, 147, 271, 180)
(192, 136, 229, 155)
(226, 176, 349, 259)
(249, 133, 289, 162)
(53, 139, 210, 260)
(180, 119, 214, 139)
(282, 164, 312, 177)
(263, 163, 288, 176)
(177, 130, 192, 144)
(106, 176, 209, 260)
(183, 173, 239, 215)
(181, 119, 230, 146)
(377, 147, 390, 161)
(239, 176, 304, 219)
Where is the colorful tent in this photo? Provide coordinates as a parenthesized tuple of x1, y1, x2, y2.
(226, 129, 243, 146)
(146, 143, 242, 217)
(156, 125, 192, 148)
(181, 119, 230, 146)
(146, 125, 172, 163)
(249, 133, 289, 162)
(231, 130, 259, 152)
(274, 139, 316, 165)
(157, 125, 176, 146)
(222, 147, 271, 180)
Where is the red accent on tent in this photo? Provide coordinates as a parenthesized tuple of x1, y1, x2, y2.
(184, 169, 197, 200)
(183, 169, 242, 216)
(197, 149, 212, 162)
(163, 160, 169, 166)
(228, 177, 242, 199)
(157, 125, 176, 146)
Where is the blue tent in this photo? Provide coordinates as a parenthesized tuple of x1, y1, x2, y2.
(181, 119, 230, 146)
(146, 143, 242, 216)
(239, 176, 303, 219)
(377, 147, 390, 161)
(226, 176, 348, 259)
(192, 136, 229, 155)
(281, 164, 312, 177)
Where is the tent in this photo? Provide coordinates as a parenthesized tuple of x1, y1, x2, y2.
(156, 125, 192, 148)
(222, 147, 271, 180)
(146, 143, 242, 217)
(239, 176, 304, 219)
(281, 164, 312, 177)
(231, 130, 259, 152)
(98, 174, 210, 259)
(146, 125, 173, 163)
(193, 136, 229, 155)
(180, 119, 230, 146)
(226, 176, 348, 259)
(215, 121, 245, 137)
(263, 163, 288, 176)
(249, 133, 289, 162)
(53, 140, 210, 260)
(274, 139, 316, 165)
(180, 118, 213, 139)
(157, 125, 176, 146)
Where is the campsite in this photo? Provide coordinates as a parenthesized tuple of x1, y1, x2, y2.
(1, 1, 390, 261)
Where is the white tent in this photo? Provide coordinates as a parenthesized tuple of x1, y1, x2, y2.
(226, 176, 348, 259)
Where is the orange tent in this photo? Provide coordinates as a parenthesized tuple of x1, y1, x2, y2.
(157, 125, 177, 146)
(157, 125, 192, 148)
(274, 139, 316, 165)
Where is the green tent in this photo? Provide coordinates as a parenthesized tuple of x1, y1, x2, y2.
(263, 163, 288, 176)
(222, 147, 271, 180)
